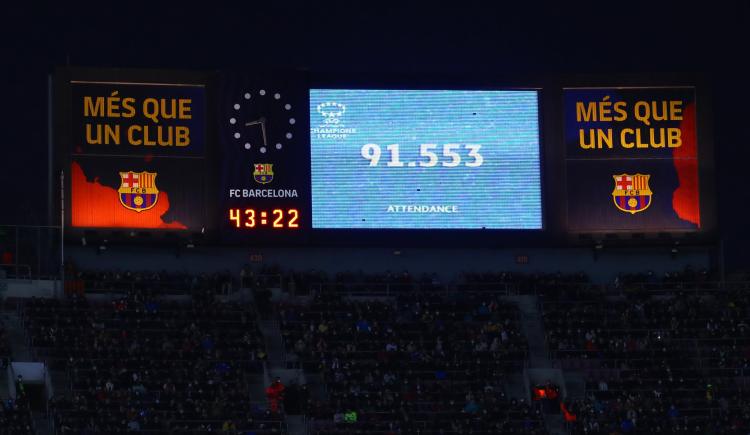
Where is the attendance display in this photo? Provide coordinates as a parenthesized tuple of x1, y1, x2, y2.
(308, 89, 543, 229)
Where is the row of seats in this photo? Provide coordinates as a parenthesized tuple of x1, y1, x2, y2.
(23, 292, 280, 435)
(545, 290, 750, 433)
(279, 292, 545, 434)
(0, 395, 35, 435)
(1, 317, 35, 435)
(66, 268, 234, 295)
(16, 266, 735, 434)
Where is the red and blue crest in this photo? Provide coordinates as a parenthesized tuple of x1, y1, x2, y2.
(253, 163, 274, 184)
(612, 173, 652, 214)
(118, 171, 159, 212)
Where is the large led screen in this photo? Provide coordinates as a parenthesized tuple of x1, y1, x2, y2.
(309, 89, 542, 229)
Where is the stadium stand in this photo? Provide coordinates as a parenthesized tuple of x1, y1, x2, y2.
(64, 268, 234, 297)
(279, 291, 547, 434)
(2, 266, 747, 434)
(544, 280, 750, 434)
(1, 318, 35, 435)
(0, 394, 35, 435)
(22, 291, 282, 434)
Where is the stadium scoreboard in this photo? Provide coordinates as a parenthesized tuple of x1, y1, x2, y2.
(53, 69, 715, 245)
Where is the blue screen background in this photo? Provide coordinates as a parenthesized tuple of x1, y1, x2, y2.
(310, 89, 542, 229)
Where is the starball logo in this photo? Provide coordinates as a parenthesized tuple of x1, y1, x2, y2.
(317, 102, 346, 124)
(311, 101, 357, 140)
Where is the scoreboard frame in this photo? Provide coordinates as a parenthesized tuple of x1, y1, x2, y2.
(51, 68, 717, 248)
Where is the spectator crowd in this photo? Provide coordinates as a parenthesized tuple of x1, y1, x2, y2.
(6, 265, 748, 434)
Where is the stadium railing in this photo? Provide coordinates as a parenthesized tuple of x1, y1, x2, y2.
(62, 277, 235, 295)
(62, 272, 285, 296)
(0, 225, 62, 281)
(309, 280, 598, 297)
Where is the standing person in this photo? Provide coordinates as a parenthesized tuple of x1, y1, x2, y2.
(15, 375, 26, 398)
(1, 247, 12, 277)
(266, 377, 285, 413)
(241, 264, 256, 289)
(1, 247, 11, 265)
(543, 380, 560, 413)
(240, 265, 249, 289)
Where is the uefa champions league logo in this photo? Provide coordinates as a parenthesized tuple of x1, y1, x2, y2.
(312, 101, 356, 140)
(317, 102, 346, 124)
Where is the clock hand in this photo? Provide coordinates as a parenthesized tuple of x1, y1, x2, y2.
(244, 116, 266, 126)
(244, 117, 268, 147)
(260, 120, 268, 147)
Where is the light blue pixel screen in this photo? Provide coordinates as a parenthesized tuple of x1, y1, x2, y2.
(309, 89, 542, 229)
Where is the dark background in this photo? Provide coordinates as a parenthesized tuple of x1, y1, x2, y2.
(2, 3, 748, 266)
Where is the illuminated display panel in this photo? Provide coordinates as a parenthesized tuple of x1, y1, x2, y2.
(218, 74, 311, 240)
(309, 89, 542, 229)
(69, 81, 207, 231)
(228, 208, 300, 229)
(58, 69, 713, 245)
(564, 87, 700, 232)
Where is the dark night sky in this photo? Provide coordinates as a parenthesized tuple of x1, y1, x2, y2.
(2, 2, 749, 262)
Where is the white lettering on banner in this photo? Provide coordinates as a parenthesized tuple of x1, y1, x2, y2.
(228, 189, 299, 198)
(386, 205, 459, 213)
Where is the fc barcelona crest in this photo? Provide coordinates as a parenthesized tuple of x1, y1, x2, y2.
(118, 171, 159, 212)
(253, 163, 274, 184)
(612, 173, 652, 214)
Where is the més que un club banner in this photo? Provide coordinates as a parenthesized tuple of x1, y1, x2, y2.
(564, 88, 699, 232)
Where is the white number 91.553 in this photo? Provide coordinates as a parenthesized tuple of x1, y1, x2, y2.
(360, 144, 483, 167)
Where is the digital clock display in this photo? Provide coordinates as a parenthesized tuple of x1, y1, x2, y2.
(228, 208, 300, 229)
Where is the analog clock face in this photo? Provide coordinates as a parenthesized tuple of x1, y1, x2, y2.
(228, 89, 298, 154)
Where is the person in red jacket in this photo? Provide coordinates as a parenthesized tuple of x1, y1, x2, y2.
(561, 401, 577, 422)
(1, 249, 12, 277)
(266, 377, 285, 413)
(544, 380, 559, 400)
